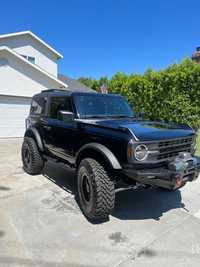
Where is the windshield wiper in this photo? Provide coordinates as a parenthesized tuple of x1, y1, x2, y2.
(82, 115, 136, 119)
(83, 115, 108, 119)
(107, 115, 135, 118)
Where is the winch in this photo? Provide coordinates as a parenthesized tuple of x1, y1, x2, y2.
(168, 152, 200, 187)
(168, 152, 200, 172)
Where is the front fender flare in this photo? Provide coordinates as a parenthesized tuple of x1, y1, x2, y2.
(76, 143, 122, 170)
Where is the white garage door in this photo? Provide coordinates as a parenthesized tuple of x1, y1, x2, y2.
(0, 95, 31, 138)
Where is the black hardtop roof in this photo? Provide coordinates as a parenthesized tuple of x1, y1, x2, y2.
(33, 89, 122, 98)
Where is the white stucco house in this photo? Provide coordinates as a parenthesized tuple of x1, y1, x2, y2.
(0, 31, 69, 138)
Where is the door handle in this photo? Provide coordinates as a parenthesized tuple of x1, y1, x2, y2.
(40, 118, 51, 128)
(43, 125, 51, 130)
(40, 118, 48, 124)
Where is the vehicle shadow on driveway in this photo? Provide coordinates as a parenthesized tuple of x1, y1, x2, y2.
(113, 187, 184, 221)
(43, 161, 76, 195)
(43, 161, 184, 222)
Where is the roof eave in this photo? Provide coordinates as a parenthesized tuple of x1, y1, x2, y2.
(0, 31, 63, 59)
(0, 46, 67, 88)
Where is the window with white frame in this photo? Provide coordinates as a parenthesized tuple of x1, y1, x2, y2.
(20, 55, 35, 64)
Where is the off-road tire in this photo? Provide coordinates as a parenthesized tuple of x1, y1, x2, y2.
(21, 137, 44, 175)
(77, 158, 115, 221)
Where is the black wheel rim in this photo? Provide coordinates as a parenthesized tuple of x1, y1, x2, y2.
(23, 147, 31, 168)
(81, 173, 92, 204)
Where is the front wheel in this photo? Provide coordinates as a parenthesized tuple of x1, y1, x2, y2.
(21, 137, 44, 175)
(77, 158, 115, 221)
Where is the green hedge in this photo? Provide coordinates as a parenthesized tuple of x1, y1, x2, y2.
(78, 59, 200, 129)
(196, 133, 200, 156)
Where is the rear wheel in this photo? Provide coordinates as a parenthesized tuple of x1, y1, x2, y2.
(21, 137, 44, 175)
(77, 158, 115, 221)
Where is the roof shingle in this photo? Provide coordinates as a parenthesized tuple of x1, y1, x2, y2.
(58, 74, 95, 92)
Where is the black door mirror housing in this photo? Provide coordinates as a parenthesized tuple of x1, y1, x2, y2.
(58, 110, 75, 121)
(138, 111, 145, 120)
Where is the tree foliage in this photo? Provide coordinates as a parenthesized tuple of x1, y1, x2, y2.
(78, 59, 200, 129)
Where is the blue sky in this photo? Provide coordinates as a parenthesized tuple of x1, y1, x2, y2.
(1, 0, 200, 78)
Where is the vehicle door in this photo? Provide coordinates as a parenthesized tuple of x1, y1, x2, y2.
(42, 95, 77, 164)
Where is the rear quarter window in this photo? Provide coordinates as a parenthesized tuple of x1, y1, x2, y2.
(30, 97, 46, 115)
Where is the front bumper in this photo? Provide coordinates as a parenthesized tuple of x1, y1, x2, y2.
(123, 155, 200, 190)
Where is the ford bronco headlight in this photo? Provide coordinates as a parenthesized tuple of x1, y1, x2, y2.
(134, 144, 149, 161)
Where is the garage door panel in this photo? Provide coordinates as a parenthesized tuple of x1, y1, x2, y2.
(0, 97, 31, 138)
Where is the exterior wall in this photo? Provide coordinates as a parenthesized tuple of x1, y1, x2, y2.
(0, 50, 62, 97)
(0, 35, 58, 76)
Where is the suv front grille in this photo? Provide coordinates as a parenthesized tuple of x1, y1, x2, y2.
(156, 137, 193, 161)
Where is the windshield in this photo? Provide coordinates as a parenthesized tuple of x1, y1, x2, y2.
(74, 94, 134, 118)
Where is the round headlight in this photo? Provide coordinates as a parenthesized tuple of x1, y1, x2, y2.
(134, 144, 148, 161)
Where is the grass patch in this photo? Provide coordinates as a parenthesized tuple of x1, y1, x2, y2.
(196, 133, 200, 156)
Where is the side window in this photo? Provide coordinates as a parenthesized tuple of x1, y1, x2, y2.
(50, 97, 72, 119)
(30, 97, 46, 115)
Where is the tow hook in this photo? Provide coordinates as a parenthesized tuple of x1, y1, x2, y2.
(174, 174, 186, 188)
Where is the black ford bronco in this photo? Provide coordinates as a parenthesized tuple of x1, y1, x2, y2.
(22, 89, 200, 221)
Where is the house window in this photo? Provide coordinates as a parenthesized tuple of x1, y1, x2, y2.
(28, 56, 35, 64)
(21, 55, 35, 64)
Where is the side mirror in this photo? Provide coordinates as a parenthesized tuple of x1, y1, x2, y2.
(138, 111, 145, 120)
(58, 110, 75, 121)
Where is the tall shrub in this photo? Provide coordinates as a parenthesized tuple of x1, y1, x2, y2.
(79, 59, 200, 128)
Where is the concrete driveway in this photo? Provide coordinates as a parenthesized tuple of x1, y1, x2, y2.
(1, 139, 200, 267)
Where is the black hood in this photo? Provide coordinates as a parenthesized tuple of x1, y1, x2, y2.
(91, 119, 194, 141)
